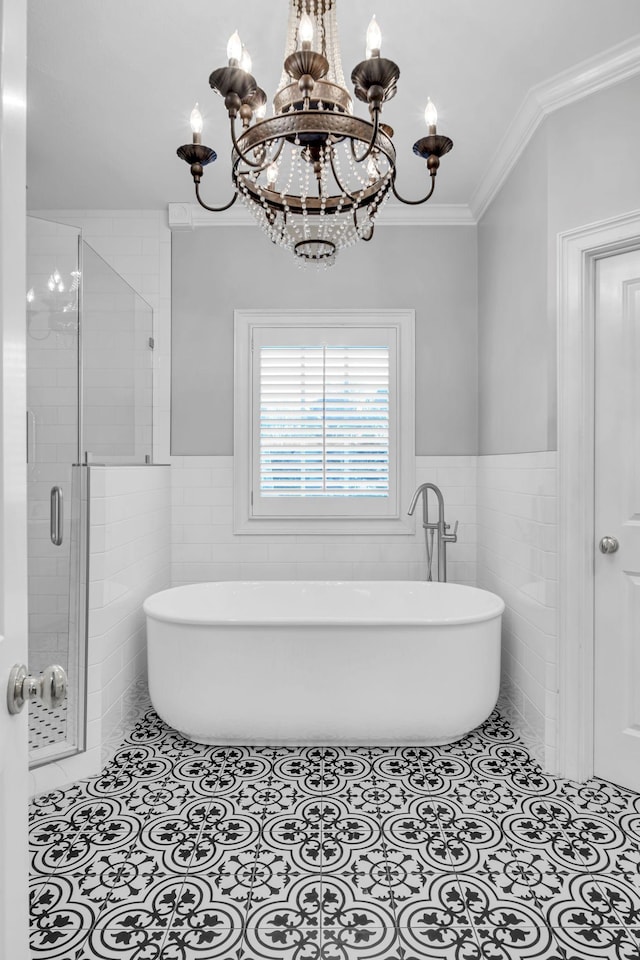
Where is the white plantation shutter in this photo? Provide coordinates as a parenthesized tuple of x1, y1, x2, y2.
(259, 345, 390, 497)
(234, 311, 415, 532)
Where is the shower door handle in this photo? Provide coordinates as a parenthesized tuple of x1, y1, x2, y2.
(7, 664, 68, 715)
(50, 486, 63, 546)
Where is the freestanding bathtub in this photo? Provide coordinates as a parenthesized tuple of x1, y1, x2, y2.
(143, 581, 504, 746)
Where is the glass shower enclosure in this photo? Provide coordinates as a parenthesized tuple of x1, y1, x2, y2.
(26, 216, 153, 767)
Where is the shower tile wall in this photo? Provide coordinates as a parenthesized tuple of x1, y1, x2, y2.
(170, 455, 478, 585)
(477, 452, 558, 771)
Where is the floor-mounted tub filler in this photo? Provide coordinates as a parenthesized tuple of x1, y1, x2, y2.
(143, 581, 504, 746)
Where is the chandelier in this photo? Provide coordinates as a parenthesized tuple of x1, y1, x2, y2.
(177, 0, 453, 266)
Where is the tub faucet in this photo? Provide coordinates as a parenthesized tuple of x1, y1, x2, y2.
(408, 482, 458, 582)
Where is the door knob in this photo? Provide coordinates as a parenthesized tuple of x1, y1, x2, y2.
(6, 663, 67, 715)
(599, 536, 619, 554)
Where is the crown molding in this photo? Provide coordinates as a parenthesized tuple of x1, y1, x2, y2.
(167, 200, 475, 231)
(471, 35, 640, 221)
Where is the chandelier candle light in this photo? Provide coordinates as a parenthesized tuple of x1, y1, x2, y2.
(177, 0, 453, 266)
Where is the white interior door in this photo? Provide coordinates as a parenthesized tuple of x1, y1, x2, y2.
(0, 0, 29, 955)
(594, 248, 640, 792)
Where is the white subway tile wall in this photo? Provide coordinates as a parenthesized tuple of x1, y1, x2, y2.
(477, 452, 558, 770)
(88, 466, 171, 763)
(170, 455, 478, 587)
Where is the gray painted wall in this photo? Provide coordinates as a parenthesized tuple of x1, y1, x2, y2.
(478, 126, 549, 454)
(478, 75, 640, 455)
(171, 224, 478, 456)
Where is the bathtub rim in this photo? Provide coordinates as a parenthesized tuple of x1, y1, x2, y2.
(143, 580, 505, 628)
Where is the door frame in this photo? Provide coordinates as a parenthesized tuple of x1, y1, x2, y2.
(0, 0, 29, 954)
(557, 209, 640, 781)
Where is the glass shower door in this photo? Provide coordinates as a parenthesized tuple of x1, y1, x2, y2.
(26, 216, 85, 765)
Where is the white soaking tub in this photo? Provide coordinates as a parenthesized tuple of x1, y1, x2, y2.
(143, 580, 504, 746)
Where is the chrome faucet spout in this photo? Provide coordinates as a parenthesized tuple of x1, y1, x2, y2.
(407, 487, 423, 517)
(407, 482, 457, 582)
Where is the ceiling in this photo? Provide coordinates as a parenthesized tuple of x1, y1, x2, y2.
(26, 0, 640, 212)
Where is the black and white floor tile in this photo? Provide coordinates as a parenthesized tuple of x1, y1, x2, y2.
(29, 707, 640, 959)
(29, 697, 68, 751)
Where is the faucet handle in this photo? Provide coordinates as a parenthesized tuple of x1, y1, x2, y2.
(443, 520, 459, 543)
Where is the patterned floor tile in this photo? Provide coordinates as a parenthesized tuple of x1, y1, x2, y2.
(545, 871, 640, 931)
(224, 778, 317, 815)
(454, 872, 551, 927)
(162, 924, 246, 959)
(242, 926, 321, 960)
(29, 782, 88, 821)
(606, 844, 640, 894)
(33, 820, 143, 888)
(104, 778, 195, 820)
(321, 922, 397, 960)
(91, 875, 186, 931)
(173, 849, 259, 912)
(396, 913, 480, 959)
(448, 842, 575, 917)
(560, 779, 640, 818)
(328, 847, 405, 911)
(75, 926, 169, 959)
(472, 924, 558, 959)
(243, 874, 323, 958)
(28, 706, 640, 960)
(322, 777, 424, 819)
(621, 812, 640, 847)
(30, 876, 97, 959)
(550, 924, 640, 959)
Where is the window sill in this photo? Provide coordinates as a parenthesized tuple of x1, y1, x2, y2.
(233, 513, 415, 536)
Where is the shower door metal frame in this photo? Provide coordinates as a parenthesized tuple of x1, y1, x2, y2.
(557, 208, 640, 783)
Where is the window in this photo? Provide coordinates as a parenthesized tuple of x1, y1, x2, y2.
(234, 310, 415, 534)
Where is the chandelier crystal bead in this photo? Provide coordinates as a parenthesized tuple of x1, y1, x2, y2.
(177, 0, 453, 265)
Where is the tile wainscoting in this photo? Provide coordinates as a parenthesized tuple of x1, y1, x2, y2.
(88, 465, 171, 762)
(477, 452, 558, 771)
(170, 455, 478, 586)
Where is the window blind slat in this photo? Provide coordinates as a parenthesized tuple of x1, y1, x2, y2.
(259, 344, 390, 498)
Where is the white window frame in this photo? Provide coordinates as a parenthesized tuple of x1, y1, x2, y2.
(234, 309, 415, 535)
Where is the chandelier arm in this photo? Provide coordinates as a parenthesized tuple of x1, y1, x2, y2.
(235, 136, 286, 176)
(391, 172, 436, 206)
(230, 117, 278, 169)
(349, 109, 381, 165)
(194, 182, 239, 213)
